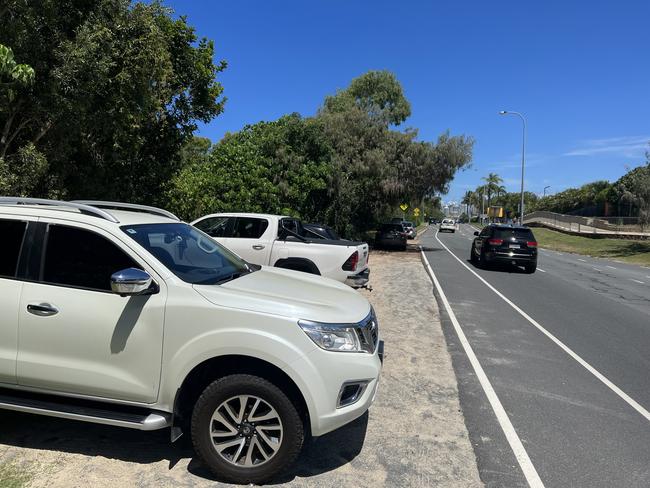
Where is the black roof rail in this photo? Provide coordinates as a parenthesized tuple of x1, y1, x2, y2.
(0, 197, 119, 223)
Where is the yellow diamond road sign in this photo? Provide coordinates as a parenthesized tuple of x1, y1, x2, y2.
(413, 207, 420, 217)
(399, 203, 408, 211)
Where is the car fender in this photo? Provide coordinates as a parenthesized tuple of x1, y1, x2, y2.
(159, 325, 318, 412)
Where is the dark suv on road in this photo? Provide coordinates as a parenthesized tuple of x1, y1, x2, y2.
(470, 224, 538, 273)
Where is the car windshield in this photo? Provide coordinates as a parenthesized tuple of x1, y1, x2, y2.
(121, 223, 251, 285)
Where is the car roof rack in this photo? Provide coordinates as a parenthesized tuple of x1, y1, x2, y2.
(0, 197, 120, 223)
(71, 201, 180, 221)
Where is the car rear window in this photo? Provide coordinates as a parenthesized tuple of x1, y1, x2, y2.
(494, 228, 535, 240)
(381, 224, 403, 232)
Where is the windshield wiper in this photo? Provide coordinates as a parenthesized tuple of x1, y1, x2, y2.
(214, 267, 257, 285)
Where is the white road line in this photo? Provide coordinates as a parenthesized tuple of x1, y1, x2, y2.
(630, 279, 645, 284)
(420, 248, 545, 488)
(592, 267, 601, 272)
(537, 268, 547, 273)
(578, 258, 587, 262)
(606, 265, 617, 270)
(432, 230, 650, 424)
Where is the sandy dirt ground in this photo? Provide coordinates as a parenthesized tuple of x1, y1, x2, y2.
(0, 237, 482, 487)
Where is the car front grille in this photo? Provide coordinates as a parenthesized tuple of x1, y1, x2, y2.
(356, 312, 379, 354)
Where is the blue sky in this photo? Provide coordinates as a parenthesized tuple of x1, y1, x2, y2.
(164, 0, 650, 203)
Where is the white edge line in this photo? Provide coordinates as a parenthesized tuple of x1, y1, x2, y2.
(537, 268, 546, 273)
(433, 231, 650, 424)
(630, 279, 645, 284)
(419, 246, 545, 488)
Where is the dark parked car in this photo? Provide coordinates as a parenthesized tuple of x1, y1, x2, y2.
(470, 224, 538, 273)
(303, 223, 341, 240)
(375, 223, 407, 250)
(390, 217, 404, 224)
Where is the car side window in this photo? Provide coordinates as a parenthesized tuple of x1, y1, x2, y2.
(279, 219, 300, 238)
(0, 219, 27, 279)
(232, 217, 269, 239)
(194, 217, 232, 238)
(42, 225, 138, 291)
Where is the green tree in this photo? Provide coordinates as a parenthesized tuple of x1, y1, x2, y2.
(323, 70, 411, 126)
(1, 0, 226, 202)
(462, 190, 474, 218)
(481, 172, 504, 208)
(169, 70, 474, 238)
(167, 114, 331, 221)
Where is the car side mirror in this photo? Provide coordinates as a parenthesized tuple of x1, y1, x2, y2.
(473, 231, 479, 236)
(111, 268, 155, 296)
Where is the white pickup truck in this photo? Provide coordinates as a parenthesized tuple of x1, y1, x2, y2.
(191, 213, 370, 288)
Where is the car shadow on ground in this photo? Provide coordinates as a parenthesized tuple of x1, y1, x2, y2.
(466, 259, 530, 274)
(1, 409, 369, 485)
(371, 243, 439, 253)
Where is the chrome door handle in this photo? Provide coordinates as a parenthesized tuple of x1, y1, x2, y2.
(252, 245, 265, 250)
(27, 303, 59, 317)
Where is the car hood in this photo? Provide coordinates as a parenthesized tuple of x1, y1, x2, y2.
(193, 266, 371, 323)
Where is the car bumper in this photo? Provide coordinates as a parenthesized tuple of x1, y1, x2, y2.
(345, 268, 370, 288)
(287, 339, 383, 437)
(487, 251, 537, 263)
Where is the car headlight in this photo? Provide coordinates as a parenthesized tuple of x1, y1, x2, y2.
(298, 308, 379, 353)
(298, 320, 361, 352)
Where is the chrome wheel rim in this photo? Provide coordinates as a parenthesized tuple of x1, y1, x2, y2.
(209, 395, 283, 468)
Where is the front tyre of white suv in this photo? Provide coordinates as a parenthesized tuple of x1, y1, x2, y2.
(191, 374, 304, 484)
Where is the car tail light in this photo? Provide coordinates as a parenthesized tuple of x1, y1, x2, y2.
(342, 251, 359, 271)
(527, 241, 538, 247)
(488, 238, 503, 245)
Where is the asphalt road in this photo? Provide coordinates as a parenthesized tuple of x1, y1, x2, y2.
(421, 224, 650, 488)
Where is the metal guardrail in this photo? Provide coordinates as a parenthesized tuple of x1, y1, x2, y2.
(523, 211, 649, 236)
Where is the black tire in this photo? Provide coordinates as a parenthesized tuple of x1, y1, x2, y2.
(524, 263, 537, 274)
(479, 249, 489, 269)
(470, 246, 477, 264)
(191, 374, 304, 485)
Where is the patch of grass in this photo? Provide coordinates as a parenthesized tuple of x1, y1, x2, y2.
(0, 463, 31, 488)
(532, 227, 650, 265)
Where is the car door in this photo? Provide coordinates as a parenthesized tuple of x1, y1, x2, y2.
(475, 226, 491, 255)
(226, 217, 272, 265)
(0, 217, 32, 385)
(16, 220, 166, 403)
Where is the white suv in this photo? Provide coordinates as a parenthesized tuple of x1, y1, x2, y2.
(0, 198, 383, 484)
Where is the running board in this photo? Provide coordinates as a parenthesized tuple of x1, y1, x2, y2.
(0, 390, 171, 431)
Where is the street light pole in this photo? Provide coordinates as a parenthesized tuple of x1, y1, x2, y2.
(499, 110, 527, 224)
(543, 185, 550, 197)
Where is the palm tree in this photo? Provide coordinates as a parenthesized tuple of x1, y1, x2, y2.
(462, 190, 474, 219)
(482, 173, 504, 208)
